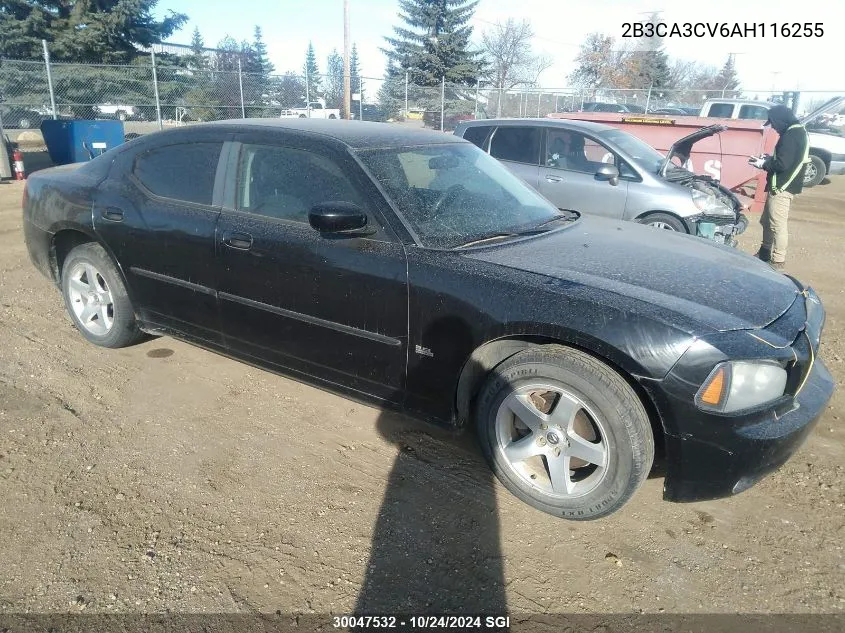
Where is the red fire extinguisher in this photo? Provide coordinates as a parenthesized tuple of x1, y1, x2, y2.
(12, 148, 25, 181)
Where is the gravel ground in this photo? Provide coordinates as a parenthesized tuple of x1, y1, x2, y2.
(0, 173, 843, 630)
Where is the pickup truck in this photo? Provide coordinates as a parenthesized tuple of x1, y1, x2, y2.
(699, 98, 845, 187)
(548, 96, 845, 212)
(280, 100, 340, 119)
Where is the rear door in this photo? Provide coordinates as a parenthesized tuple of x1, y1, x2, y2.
(93, 131, 228, 344)
(487, 125, 541, 189)
(215, 131, 408, 400)
(538, 128, 628, 218)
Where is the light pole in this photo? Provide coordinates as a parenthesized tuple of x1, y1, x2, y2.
(343, 0, 351, 119)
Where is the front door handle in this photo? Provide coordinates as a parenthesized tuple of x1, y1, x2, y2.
(223, 232, 253, 250)
(545, 175, 563, 183)
(101, 207, 124, 222)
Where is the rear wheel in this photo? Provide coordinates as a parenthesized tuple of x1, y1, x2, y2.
(803, 154, 826, 188)
(61, 243, 144, 348)
(636, 212, 686, 232)
(475, 346, 654, 520)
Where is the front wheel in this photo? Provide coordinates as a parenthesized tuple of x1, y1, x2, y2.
(636, 212, 686, 232)
(61, 243, 144, 348)
(475, 346, 654, 520)
(803, 155, 826, 188)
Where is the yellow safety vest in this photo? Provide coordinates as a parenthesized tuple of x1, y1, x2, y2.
(771, 123, 810, 194)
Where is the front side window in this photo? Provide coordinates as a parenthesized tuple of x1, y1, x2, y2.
(358, 143, 562, 249)
(133, 142, 222, 205)
(546, 130, 615, 174)
(236, 144, 363, 222)
(489, 126, 541, 165)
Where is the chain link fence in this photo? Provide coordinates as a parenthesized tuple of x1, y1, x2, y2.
(2, 45, 843, 138)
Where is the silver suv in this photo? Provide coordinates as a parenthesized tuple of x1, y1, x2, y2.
(453, 118, 748, 245)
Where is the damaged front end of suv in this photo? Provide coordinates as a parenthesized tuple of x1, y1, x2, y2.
(659, 124, 749, 246)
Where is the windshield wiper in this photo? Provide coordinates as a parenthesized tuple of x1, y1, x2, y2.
(453, 227, 551, 249)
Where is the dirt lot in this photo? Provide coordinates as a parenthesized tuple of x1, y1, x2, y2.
(0, 173, 843, 627)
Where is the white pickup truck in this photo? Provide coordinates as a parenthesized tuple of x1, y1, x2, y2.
(699, 97, 845, 187)
(280, 100, 340, 119)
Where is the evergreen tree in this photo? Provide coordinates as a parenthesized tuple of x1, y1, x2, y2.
(324, 49, 345, 110)
(382, 0, 482, 86)
(350, 43, 362, 99)
(714, 55, 740, 97)
(303, 42, 321, 101)
(186, 27, 207, 71)
(630, 13, 671, 90)
(0, 0, 187, 63)
(252, 26, 274, 77)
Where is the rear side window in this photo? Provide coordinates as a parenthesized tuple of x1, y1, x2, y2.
(738, 105, 769, 120)
(705, 103, 734, 118)
(133, 142, 223, 205)
(489, 126, 541, 165)
(461, 125, 492, 150)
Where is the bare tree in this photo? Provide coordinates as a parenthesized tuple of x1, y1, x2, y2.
(481, 18, 552, 115)
(568, 33, 638, 96)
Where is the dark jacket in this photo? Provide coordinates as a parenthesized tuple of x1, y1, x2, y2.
(763, 105, 809, 195)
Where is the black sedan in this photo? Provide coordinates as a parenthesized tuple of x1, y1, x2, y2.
(22, 119, 834, 520)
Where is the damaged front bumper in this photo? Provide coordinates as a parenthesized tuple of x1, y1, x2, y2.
(689, 212, 749, 247)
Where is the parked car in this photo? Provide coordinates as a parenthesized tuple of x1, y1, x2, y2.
(699, 97, 845, 187)
(454, 118, 748, 245)
(95, 103, 141, 121)
(581, 102, 643, 113)
(22, 119, 833, 520)
(648, 107, 689, 116)
(280, 99, 340, 119)
(352, 103, 388, 122)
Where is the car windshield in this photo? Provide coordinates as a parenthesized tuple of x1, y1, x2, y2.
(597, 129, 668, 174)
(357, 143, 566, 249)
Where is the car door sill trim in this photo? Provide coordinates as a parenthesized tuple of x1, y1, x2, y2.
(219, 291, 402, 347)
(129, 267, 216, 296)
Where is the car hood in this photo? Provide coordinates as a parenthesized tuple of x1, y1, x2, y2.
(658, 124, 728, 177)
(465, 216, 801, 333)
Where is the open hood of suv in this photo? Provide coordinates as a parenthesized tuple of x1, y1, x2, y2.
(658, 124, 728, 177)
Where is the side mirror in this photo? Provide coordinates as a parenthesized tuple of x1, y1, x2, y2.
(595, 163, 620, 186)
(309, 201, 369, 234)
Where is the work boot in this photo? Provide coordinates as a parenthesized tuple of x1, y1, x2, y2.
(754, 246, 771, 262)
(770, 260, 785, 271)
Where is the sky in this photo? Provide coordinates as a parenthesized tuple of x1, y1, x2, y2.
(153, 0, 843, 97)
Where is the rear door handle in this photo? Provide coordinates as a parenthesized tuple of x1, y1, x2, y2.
(223, 232, 253, 250)
(101, 207, 124, 222)
(545, 175, 563, 183)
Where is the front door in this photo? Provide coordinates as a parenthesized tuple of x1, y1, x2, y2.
(92, 133, 228, 344)
(538, 129, 629, 219)
(215, 134, 408, 400)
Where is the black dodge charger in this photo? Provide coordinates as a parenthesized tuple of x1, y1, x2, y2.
(22, 119, 834, 520)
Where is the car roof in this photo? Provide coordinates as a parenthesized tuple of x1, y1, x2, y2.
(457, 117, 619, 133)
(189, 118, 465, 149)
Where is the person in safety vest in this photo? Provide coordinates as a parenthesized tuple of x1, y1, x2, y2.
(748, 104, 810, 270)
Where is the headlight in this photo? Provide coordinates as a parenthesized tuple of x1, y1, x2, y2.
(695, 360, 788, 413)
(691, 189, 733, 216)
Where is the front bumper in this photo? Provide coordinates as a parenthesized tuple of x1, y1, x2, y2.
(661, 357, 834, 502)
(689, 212, 748, 247)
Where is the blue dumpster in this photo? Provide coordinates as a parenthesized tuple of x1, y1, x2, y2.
(40, 120, 124, 165)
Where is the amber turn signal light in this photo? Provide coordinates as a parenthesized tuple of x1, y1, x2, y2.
(699, 366, 726, 406)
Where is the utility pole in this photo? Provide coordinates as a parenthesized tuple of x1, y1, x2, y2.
(343, 0, 351, 119)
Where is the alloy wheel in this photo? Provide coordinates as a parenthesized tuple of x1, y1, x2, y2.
(67, 262, 115, 336)
(494, 383, 609, 499)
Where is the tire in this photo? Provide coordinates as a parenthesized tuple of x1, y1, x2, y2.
(19, 118, 31, 129)
(636, 212, 686, 232)
(116, 110, 127, 121)
(329, 114, 337, 119)
(61, 243, 144, 349)
(803, 154, 826, 188)
(299, 114, 307, 118)
(475, 346, 654, 520)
